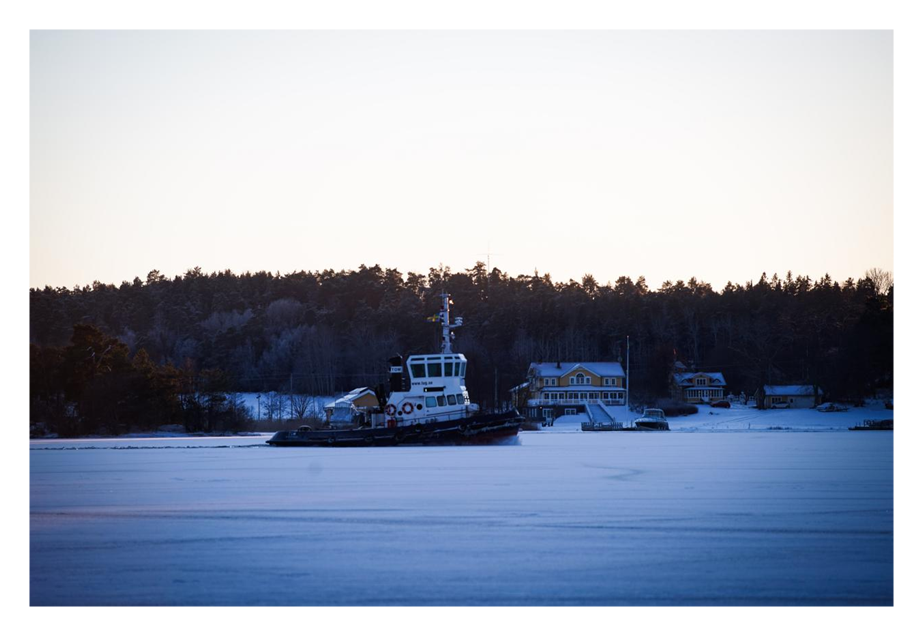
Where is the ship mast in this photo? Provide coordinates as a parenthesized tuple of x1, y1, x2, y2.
(438, 293, 463, 354)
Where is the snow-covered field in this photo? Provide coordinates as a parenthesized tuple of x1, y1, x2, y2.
(30, 425, 892, 606)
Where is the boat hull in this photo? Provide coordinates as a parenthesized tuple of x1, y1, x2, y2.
(267, 410, 523, 447)
(633, 420, 670, 431)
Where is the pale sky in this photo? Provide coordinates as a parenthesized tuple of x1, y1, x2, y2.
(30, 30, 892, 289)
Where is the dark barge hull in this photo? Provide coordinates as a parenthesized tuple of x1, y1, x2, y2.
(849, 419, 893, 431)
(267, 410, 523, 447)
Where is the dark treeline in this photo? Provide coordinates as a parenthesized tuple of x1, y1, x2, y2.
(30, 264, 893, 432)
(30, 323, 252, 436)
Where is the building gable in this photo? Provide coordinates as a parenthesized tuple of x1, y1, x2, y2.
(674, 371, 727, 387)
(560, 365, 601, 386)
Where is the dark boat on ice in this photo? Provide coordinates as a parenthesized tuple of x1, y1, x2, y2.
(848, 419, 893, 431)
(267, 294, 522, 447)
(632, 408, 670, 431)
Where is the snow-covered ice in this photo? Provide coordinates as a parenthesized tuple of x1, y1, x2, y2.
(30, 429, 892, 606)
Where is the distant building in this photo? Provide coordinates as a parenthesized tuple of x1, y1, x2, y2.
(757, 385, 822, 409)
(671, 365, 727, 404)
(515, 361, 626, 422)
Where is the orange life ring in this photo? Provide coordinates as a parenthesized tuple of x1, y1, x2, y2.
(385, 404, 396, 416)
(402, 402, 414, 415)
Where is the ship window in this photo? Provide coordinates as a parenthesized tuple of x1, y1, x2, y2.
(456, 393, 465, 404)
(427, 362, 442, 377)
(460, 362, 467, 376)
(444, 362, 454, 376)
(410, 363, 426, 378)
(447, 394, 457, 405)
(454, 361, 461, 375)
(425, 397, 436, 407)
(437, 395, 446, 407)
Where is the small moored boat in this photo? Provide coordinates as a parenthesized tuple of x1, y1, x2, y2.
(633, 408, 670, 431)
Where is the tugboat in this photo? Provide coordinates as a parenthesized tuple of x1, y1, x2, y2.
(267, 294, 522, 446)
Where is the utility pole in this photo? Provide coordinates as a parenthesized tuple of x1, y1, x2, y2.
(626, 335, 630, 414)
(494, 367, 499, 411)
(478, 243, 502, 298)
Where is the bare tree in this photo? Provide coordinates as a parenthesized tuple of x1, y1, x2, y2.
(291, 393, 312, 419)
(864, 268, 893, 296)
(263, 391, 286, 421)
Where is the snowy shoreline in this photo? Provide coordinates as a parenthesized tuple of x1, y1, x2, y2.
(30, 403, 894, 444)
(541, 402, 893, 434)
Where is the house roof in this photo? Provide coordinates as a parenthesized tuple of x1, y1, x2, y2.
(529, 361, 625, 378)
(325, 387, 376, 409)
(762, 385, 821, 396)
(674, 372, 727, 387)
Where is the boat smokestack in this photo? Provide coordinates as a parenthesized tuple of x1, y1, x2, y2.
(388, 355, 404, 393)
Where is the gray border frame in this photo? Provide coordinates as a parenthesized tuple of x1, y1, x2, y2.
(7, 0, 921, 636)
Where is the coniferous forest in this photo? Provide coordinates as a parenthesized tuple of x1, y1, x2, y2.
(29, 263, 893, 436)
